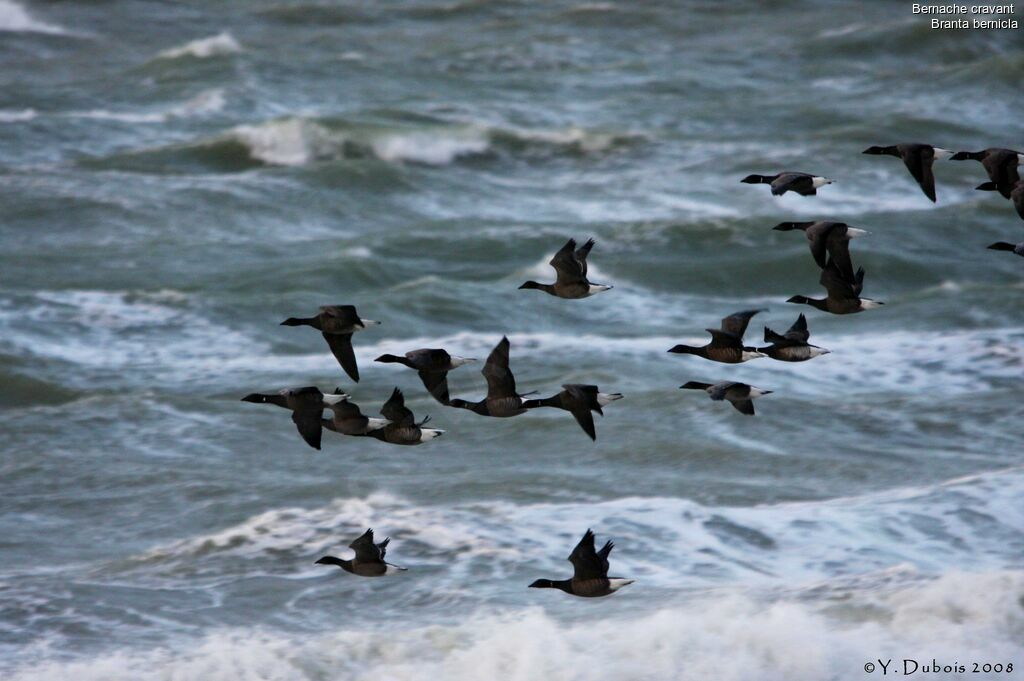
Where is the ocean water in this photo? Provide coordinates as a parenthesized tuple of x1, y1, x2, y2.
(2, 1, 1023, 678)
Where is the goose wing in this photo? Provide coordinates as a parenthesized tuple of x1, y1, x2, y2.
(322, 333, 359, 382)
(550, 238, 587, 285)
(719, 309, 763, 339)
(899, 145, 936, 202)
(380, 388, 416, 427)
(417, 370, 451, 404)
(290, 410, 323, 450)
(563, 384, 602, 440)
(568, 529, 611, 580)
(349, 529, 385, 564)
(819, 261, 858, 300)
(784, 313, 810, 342)
(482, 336, 518, 399)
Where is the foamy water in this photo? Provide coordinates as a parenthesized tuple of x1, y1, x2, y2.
(2, 1, 1022, 677)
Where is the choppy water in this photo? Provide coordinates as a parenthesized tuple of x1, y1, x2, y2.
(2, 1, 1023, 679)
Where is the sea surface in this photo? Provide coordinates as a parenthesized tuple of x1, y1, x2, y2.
(2, 1, 1023, 679)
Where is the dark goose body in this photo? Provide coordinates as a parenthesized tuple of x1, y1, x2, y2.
(758, 313, 830, 362)
(528, 529, 633, 598)
(787, 261, 884, 315)
(740, 172, 833, 196)
(668, 309, 766, 363)
(315, 528, 406, 577)
(321, 395, 390, 436)
(680, 380, 772, 416)
(364, 388, 444, 445)
(241, 386, 348, 450)
(952, 147, 1022, 199)
(280, 305, 380, 382)
(519, 238, 612, 299)
(523, 384, 623, 441)
(862, 143, 953, 202)
(448, 336, 529, 417)
(773, 221, 868, 282)
(375, 348, 477, 404)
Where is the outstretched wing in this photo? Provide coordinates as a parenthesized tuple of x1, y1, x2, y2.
(550, 238, 586, 285)
(417, 370, 451, 404)
(349, 528, 385, 563)
(784, 313, 810, 342)
(706, 328, 742, 348)
(573, 238, 595, 279)
(323, 333, 359, 382)
(730, 399, 756, 416)
(568, 529, 611, 580)
(719, 309, 763, 340)
(376, 537, 390, 561)
(819, 261, 858, 300)
(291, 411, 323, 450)
(482, 336, 518, 399)
(381, 388, 416, 427)
(900, 146, 936, 202)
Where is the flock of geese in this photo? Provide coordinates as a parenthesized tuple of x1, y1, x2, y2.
(240, 143, 1022, 597)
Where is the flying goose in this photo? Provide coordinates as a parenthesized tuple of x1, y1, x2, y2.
(529, 529, 633, 598)
(519, 238, 612, 299)
(365, 388, 444, 445)
(773, 221, 868, 282)
(787, 260, 884, 315)
(951, 148, 1022, 199)
(315, 528, 406, 577)
(280, 305, 380, 382)
(758, 313, 831, 361)
(862, 144, 953, 202)
(448, 336, 531, 417)
(668, 309, 767, 363)
(241, 386, 349, 450)
(740, 172, 833, 196)
(680, 381, 772, 416)
(375, 349, 477, 404)
(523, 384, 623, 441)
(321, 393, 390, 436)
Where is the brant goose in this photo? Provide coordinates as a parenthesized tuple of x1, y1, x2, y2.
(758, 313, 831, 361)
(740, 172, 834, 196)
(315, 528, 406, 577)
(773, 221, 868, 281)
(519, 238, 612, 299)
(365, 388, 444, 445)
(987, 241, 1024, 257)
(523, 384, 623, 441)
(448, 336, 530, 417)
(321, 393, 390, 436)
(241, 386, 348, 450)
(529, 529, 633, 598)
(280, 305, 380, 382)
(951, 148, 1022, 199)
(787, 260, 884, 315)
(668, 309, 767, 363)
(375, 348, 477, 404)
(680, 381, 772, 416)
(862, 144, 953, 202)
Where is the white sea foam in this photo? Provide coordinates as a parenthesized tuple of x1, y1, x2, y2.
(0, 108, 37, 122)
(121, 466, 1024, 586)
(370, 128, 490, 165)
(9, 569, 1024, 681)
(0, 0, 65, 34)
(155, 32, 241, 60)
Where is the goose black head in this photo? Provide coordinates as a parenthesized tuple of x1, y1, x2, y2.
(519, 281, 544, 290)
(240, 393, 267, 403)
